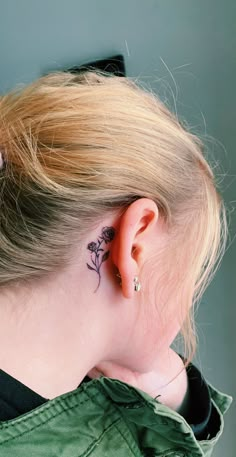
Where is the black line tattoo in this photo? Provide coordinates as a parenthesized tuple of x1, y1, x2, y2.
(86, 226, 115, 293)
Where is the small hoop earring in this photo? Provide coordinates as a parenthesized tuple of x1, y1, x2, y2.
(134, 276, 141, 292)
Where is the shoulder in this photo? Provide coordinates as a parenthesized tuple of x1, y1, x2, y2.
(0, 369, 232, 457)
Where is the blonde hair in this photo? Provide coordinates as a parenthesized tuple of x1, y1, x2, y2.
(0, 71, 227, 367)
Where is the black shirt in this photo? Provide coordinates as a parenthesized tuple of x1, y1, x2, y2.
(0, 361, 213, 440)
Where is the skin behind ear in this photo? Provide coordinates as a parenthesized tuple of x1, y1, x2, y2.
(111, 198, 159, 299)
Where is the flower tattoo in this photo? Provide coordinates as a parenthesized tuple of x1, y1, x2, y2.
(86, 226, 115, 292)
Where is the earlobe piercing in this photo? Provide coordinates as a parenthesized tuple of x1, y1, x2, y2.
(116, 272, 141, 292)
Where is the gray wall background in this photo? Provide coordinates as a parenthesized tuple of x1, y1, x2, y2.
(0, 1, 235, 455)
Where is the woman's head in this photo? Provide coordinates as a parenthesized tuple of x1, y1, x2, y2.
(0, 70, 227, 369)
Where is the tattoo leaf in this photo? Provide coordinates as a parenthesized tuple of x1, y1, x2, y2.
(87, 263, 96, 271)
(102, 251, 110, 262)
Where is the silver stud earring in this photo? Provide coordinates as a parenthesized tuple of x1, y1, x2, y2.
(116, 272, 122, 285)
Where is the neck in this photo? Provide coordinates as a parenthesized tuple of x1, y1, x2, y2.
(0, 282, 112, 399)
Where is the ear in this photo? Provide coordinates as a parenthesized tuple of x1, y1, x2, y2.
(111, 198, 159, 299)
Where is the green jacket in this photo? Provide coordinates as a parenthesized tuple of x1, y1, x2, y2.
(0, 373, 232, 457)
